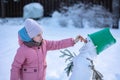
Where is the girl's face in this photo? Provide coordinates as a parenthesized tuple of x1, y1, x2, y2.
(33, 33, 43, 43)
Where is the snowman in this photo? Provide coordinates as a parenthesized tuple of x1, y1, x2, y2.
(69, 28, 116, 80)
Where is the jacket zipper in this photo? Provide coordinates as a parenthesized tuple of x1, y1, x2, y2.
(36, 48, 40, 80)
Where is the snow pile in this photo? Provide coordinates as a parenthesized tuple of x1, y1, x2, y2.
(69, 37, 98, 80)
(23, 3, 44, 19)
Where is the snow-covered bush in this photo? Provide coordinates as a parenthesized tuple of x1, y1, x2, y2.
(55, 3, 114, 28)
(52, 11, 69, 27)
(23, 3, 44, 19)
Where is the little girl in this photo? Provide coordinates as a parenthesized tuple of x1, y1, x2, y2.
(10, 19, 87, 80)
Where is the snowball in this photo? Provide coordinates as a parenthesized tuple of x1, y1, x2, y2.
(23, 3, 44, 19)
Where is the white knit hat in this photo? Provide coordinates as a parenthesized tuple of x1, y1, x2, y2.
(24, 19, 43, 38)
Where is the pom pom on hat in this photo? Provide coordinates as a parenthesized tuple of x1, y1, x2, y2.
(24, 18, 43, 38)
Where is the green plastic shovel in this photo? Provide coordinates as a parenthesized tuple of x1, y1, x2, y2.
(88, 28, 116, 54)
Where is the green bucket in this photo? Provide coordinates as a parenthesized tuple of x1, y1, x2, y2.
(88, 28, 116, 54)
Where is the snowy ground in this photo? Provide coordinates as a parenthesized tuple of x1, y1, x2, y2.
(0, 17, 120, 80)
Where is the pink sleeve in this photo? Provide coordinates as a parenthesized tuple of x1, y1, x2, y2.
(10, 48, 25, 80)
(45, 38, 75, 51)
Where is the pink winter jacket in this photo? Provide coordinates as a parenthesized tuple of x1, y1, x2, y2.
(10, 38, 75, 80)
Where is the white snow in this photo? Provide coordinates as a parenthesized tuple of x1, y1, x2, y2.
(0, 3, 120, 80)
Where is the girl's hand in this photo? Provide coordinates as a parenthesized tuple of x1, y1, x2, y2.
(74, 35, 87, 44)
